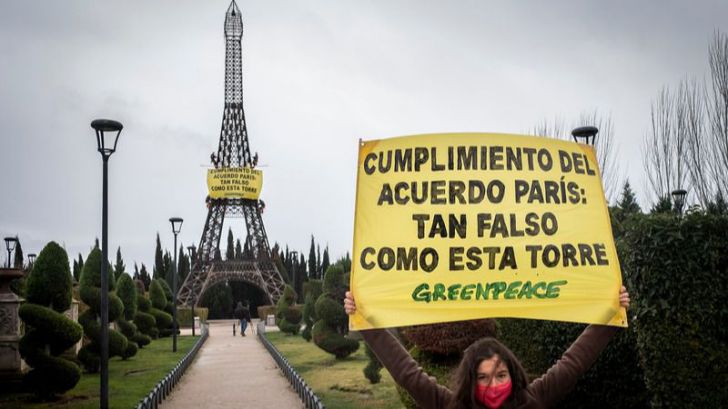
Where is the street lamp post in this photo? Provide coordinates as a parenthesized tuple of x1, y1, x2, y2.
(571, 126, 599, 146)
(672, 189, 687, 217)
(186, 245, 196, 336)
(4, 237, 17, 269)
(169, 217, 183, 352)
(91, 118, 123, 409)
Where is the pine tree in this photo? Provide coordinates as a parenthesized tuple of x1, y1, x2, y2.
(308, 236, 316, 279)
(13, 237, 23, 269)
(154, 233, 164, 280)
(226, 228, 235, 260)
(618, 181, 641, 215)
(163, 250, 173, 289)
(114, 247, 126, 282)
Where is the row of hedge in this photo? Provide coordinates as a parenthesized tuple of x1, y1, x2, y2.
(499, 211, 727, 409)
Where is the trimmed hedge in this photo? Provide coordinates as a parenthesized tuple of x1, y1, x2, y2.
(623, 212, 728, 408)
(177, 307, 209, 327)
(116, 274, 147, 354)
(149, 280, 173, 337)
(18, 242, 83, 398)
(135, 296, 158, 339)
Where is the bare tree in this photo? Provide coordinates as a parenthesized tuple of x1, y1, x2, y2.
(707, 30, 728, 198)
(681, 77, 713, 206)
(532, 112, 620, 202)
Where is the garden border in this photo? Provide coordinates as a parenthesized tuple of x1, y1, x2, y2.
(257, 321, 326, 409)
(134, 323, 209, 409)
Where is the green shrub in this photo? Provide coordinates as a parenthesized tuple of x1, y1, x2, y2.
(257, 305, 276, 321)
(134, 295, 158, 339)
(18, 242, 83, 398)
(177, 307, 209, 327)
(149, 280, 173, 337)
(77, 247, 128, 372)
(312, 265, 358, 359)
(301, 294, 316, 342)
(622, 212, 728, 408)
(363, 343, 383, 384)
(276, 285, 302, 334)
(115, 274, 141, 356)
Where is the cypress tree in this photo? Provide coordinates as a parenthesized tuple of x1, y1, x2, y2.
(321, 246, 330, 276)
(235, 239, 242, 260)
(178, 245, 188, 283)
(139, 263, 151, 290)
(308, 236, 316, 279)
(74, 254, 84, 282)
(316, 244, 321, 278)
(114, 247, 126, 283)
(13, 237, 23, 269)
(154, 233, 163, 280)
(163, 251, 173, 289)
(226, 228, 235, 260)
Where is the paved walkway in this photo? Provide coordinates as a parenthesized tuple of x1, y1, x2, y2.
(160, 320, 303, 409)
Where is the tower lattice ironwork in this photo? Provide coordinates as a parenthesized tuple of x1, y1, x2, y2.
(178, 0, 285, 307)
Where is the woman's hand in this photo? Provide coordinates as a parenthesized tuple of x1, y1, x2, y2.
(344, 291, 356, 315)
(619, 285, 630, 309)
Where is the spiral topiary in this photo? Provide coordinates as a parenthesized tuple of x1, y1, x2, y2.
(18, 242, 83, 398)
(156, 279, 179, 337)
(312, 264, 359, 359)
(301, 280, 322, 342)
(149, 280, 173, 337)
(363, 343, 383, 384)
(116, 274, 150, 354)
(276, 285, 302, 334)
(135, 295, 158, 339)
(77, 247, 129, 372)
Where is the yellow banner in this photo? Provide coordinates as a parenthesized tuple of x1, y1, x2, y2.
(350, 133, 627, 330)
(207, 167, 263, 199)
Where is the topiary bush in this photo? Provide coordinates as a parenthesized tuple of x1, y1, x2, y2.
(149, 280, 173, 337)
(18, 242, 83, 399)
(312, 264, 359, 359)
(135, 295, 158, 339)
(363, 343, 383, 384)
(622, 212, 728, 408)
(301, 279, 322, 342)
(276, 285, 302, 334)
(116, 274, 150, 353)
(77, 247, 129, 372)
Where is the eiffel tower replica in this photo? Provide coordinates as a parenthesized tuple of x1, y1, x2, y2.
(178, 0, 285, 307)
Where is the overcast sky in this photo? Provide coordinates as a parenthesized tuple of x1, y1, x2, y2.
(1, 0, 726, 271)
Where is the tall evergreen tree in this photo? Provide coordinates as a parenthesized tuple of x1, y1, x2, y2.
(178, 245, 189, 283)
(308, 236, 316, 279)
(114, 247, 126, 282)
(321, 246, 330, 276)
(316, 244, 322, 277)
(13, 237, 23, 269)
(133, 262, 140, 280)
(139, 263, 151, 290)
(618, 180, 642, 215)
(154, 233, 164, 280)
(74, 254, 84, 282)
(235, 239, 242, 260)
(226, 228, 235, 260)
(163, 250, 174, 289)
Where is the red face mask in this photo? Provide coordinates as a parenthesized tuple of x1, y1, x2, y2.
(475, 380, 512, 409)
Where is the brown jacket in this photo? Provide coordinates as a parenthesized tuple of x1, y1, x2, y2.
(361, 325, 618, 409)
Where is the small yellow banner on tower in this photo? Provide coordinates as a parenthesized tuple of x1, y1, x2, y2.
(349, 133, 627, 331)
(207, 167, 263, 199)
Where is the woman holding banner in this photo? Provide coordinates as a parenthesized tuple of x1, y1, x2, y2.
(344, 286, 630, 409)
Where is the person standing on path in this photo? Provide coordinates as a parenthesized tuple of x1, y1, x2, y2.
(234, 301, 252, 336)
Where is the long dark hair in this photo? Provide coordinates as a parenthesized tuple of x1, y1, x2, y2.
(447, 337, 529, 409)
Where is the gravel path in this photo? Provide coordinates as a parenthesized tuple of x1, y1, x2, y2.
(160, 319, 303, 409)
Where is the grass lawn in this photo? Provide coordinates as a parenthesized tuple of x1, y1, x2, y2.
(0, 335, 200, 409)
(266, 332, 404, 409)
